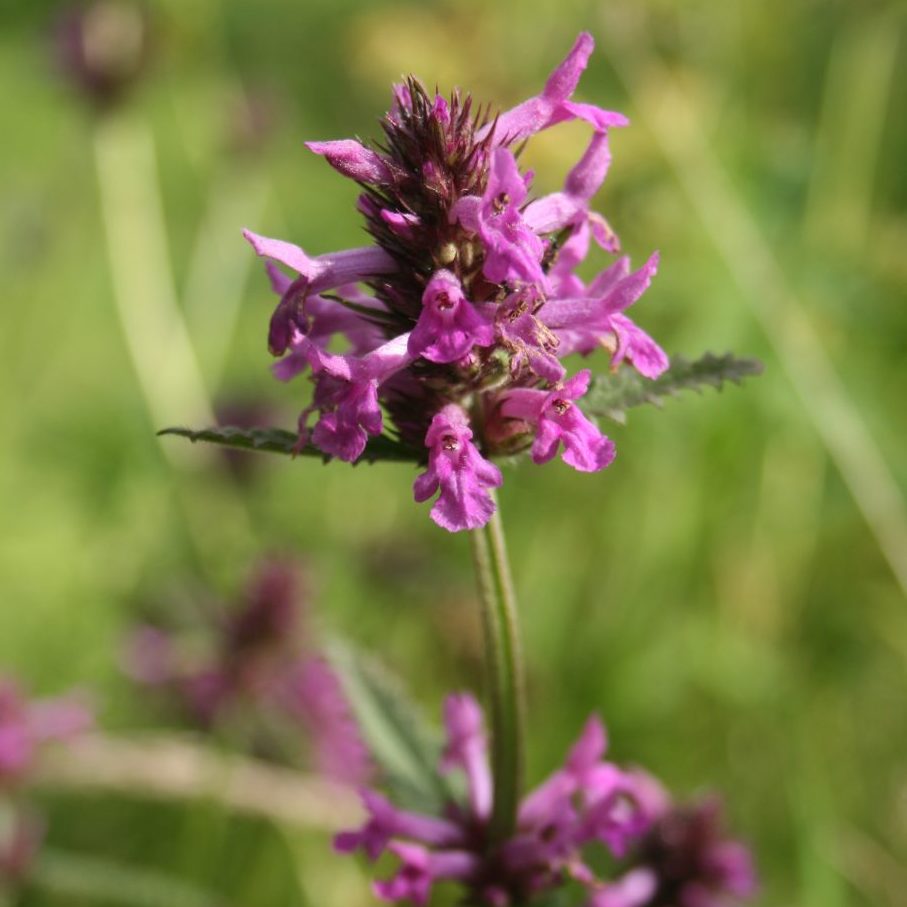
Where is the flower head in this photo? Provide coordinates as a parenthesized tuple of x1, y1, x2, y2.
(244, 34, 667, 530)
(337, 696, 667, 906)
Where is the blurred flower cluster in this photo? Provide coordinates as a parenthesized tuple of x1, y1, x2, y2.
(124, 558, 371, 785)
(52, 1, 151, 110)
(245, 33, 666, 531)
(339, 694, 755, 907)
(0, 679, 92, 886)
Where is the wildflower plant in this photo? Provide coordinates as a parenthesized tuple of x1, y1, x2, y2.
(165, 30, 761, 907)
(164, 32, 759, 533)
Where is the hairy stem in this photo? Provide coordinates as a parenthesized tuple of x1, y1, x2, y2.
(470, 493, 526, 842)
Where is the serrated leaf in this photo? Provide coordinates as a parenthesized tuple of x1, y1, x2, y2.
(582, 351, 763, 424)
(158, 426, 417, 464)
(327, 639, 451, 813)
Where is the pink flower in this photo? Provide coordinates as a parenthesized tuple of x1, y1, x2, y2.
(495, 288, 566, 384)
(413, 406, 503, 532)
(408, 271, 495, 364)
(440, 694, 492, 820)
(544, 253, 668, 379)
(335, 789, 463, 860)
(478, 33, 628, 144)
(453, 148, 545, 286)
(281, 331, 413, 462)
(500, 370, 616, 472)
(524, 130, 620, 254)
(243, 229, 395, 355)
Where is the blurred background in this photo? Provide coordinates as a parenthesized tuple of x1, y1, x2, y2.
(1, 0, 906, 904)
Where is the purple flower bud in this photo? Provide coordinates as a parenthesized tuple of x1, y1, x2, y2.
(381, 209, 422, 238)
(52, 2, 151, 110)
(306, 140, 396, 185)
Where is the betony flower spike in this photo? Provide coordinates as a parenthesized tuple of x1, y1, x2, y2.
(336, 695, 756, 907)
(244, 33, 667, 530)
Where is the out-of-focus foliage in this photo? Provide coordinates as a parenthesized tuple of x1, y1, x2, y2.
(1, 0, 906, 904)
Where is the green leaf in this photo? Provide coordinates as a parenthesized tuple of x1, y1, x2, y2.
(327, 639, 452, 813)
(582, 351, 763, 424)
(157, 425, 417, 464)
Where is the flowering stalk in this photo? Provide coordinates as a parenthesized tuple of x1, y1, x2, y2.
(336, 693, 756, 906)
(470, 493, 525, 842)
(205, 32, 670, 535)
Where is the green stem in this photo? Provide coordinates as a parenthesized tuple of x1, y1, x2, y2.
(469, 491, 526, 842)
